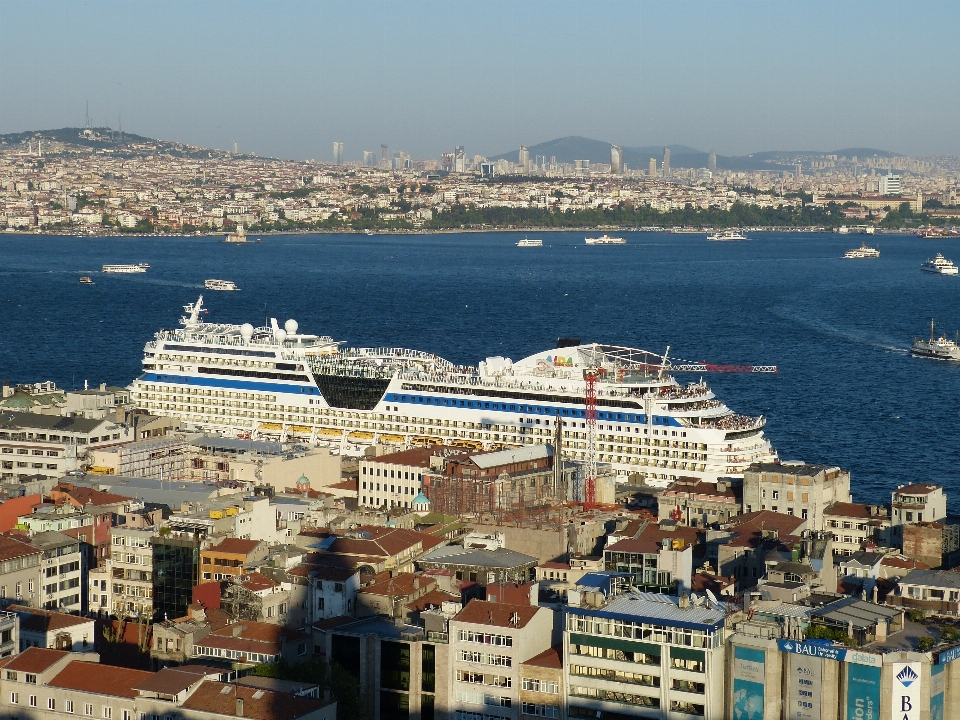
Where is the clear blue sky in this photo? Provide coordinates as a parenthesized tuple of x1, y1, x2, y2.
(2, 0, 958, 160)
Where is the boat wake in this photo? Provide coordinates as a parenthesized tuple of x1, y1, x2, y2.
(770, 306, 910, 354)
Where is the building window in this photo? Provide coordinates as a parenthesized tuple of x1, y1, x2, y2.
(85, 703, 94, 716)
(29, 695, 37, 707)
(49, 698, 56, 710)
(66, 699, 75, 713)
(9, 692, 17, 704)
(103, 707, 113, 719)
(25, 674, 36, 684)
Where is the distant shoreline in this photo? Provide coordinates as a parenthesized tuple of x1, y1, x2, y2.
(1, 226, 921, 238)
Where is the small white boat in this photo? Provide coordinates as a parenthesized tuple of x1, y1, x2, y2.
(921, 253, 958, 275)
(516, 238, 543, 247)
(707, 229, 747, 241)
(102, 263, 149, 273)
(204, 279, 239, 291)
(79, 276, 94, 285)
(844, 242, 880, 259)
(912, 320, 960, 360)
(585, 234, 626, 245)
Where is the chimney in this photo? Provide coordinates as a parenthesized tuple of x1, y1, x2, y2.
(236, 697, 244, 717)
(100, 383, 106, 392)
(875, 619, 887, 642)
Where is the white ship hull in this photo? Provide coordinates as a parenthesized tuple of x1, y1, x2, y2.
(130, 299, 778, 487)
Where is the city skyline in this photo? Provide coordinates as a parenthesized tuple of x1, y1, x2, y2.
(2, 1, 960, 161)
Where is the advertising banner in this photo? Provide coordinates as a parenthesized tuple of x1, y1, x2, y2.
(788, 652, 823, 720)
(845, 662, 880, 720)
(778, 639, 882, 667)
(733, 646, 765, 720)
(890, 662, 921, 720)
(929, 663, 944, 720)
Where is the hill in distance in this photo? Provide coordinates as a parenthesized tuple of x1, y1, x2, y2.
(488, 136, 898, 172)
(0, 127, 243, 159)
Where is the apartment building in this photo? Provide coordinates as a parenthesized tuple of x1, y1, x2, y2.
(110, 527, 154, 618)
(360, 446, 435, 509)
(11, 605, 94, 652)
(200, 537, 267, 582)
(151, 533, 202, 622)
(656, 477, 741, 527)
(32, 532, 84, 614)
(603, 522, 698, 594)
(823, 502, 892, 556)
(0, 410, 133, 482)
(891, 483, 947, 528)
(0, 535, 43, 609)
(0, 646, 336, 720)
(564, 588, 726, 719)
(742, 462, 851, 531)
(519, 646, 564, 720)
(449, 600, 554, 720)
(0, 610, 18, 658)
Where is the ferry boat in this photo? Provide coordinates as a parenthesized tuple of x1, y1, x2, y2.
(102, 263, 149, 273)
(844, 242, 880, 259)
(921, 253, 958, 275)
(224, 225, 249, 243)
(585, 234, 626, 245)
(79, 276, 94, 285)
(128, 297, 779, 488)
(706, 230, 748, 241)
(912, 319, 960, 361)
(516, 238, 543, 247)
(204, 279, 239, 291)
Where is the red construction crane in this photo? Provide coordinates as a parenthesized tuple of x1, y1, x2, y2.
(583, 369, 598, 507)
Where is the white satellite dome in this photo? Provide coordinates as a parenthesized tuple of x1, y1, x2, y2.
(275, 328, 287, 343)
(240, 323, 254, 341)
(284, 319, 299, 335)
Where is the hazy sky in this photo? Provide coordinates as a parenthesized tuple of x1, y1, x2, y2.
(2, 0, 958, 160)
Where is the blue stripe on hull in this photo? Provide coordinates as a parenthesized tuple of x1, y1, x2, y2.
(140, 373, 320, 396)
(383, 392, 681, 427)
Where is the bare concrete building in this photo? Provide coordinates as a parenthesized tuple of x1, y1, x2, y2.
(743, 462, 851, 531)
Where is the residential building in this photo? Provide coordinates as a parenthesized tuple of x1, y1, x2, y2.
(359, 446, 435, 509)
(564, 583, 726, 719)
(220, 572, 292, 624)
(200, 537, 267, 581)
(891, 483, 947, 530)
(887, 569, 960, 616)
(193, 620, 310, 666)
(167, 494, 277, 543)
(0, 534, 43, 608)
(356, 572, 436, 619)
(823, 502, 891, 555)
(0, 646, 336, 720)
(0, 610, 17, 658)
(11, 605, 94, 652)
(657, 477, 741, 527)
(450, 600, 554, 720)
(110, 526, 154, 618)
(708, 510, 806, 592)
(32, 532, 84, 614)
(603, 521, 699, 594)
(742, 462, 850, 530)
(519, 646, 564, 720)
(0, 410, 133, 482)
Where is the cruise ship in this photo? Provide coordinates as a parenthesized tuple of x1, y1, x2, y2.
(129, 297, 778, 486)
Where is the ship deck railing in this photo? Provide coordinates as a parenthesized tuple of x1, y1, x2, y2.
(684, 414, 765, 431)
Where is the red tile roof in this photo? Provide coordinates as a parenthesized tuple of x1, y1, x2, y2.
(49, 660, 153, 698)
(894, 483, 941, 496)
(405, 588, 460, 613)
(0, 534, 42, 562)
(605, 523, 701, 554)
(453, 599, 542, 629)
(209, 537, 261, 556)
(360, 572, 435, 598)
(9, 605, 92, 633)
(3, 647, 68, 673)
(182, 681, 330, 720)
(523, 645, 562, 669)
(824, 502, 887, 519)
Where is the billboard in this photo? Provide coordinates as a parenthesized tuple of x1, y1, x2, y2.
(788, 653, 823, 720)
(930, 663, 944, 720)
(891, 662, 921, 720)
(733, 646, 765, 720)
(845, 662, 880, 720)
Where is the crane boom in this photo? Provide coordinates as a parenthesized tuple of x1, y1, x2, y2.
(670, 364, 778, 373)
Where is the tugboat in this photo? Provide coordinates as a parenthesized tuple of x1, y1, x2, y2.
(912, 319, 960, 361)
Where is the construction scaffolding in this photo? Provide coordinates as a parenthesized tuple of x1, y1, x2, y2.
(117, 437, 188, 479)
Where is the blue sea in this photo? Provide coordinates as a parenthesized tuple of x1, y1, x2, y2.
(1, 231, 958, 509)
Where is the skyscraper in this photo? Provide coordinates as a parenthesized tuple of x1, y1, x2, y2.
(610, 145, 623, 175)
(363, 150, 376, 167)
(454, 145, 466, 173)
(662, 147, 671, 176)
(708, 151, 717, 173)
(518, 146, 529, 173)
(333, 142, 343, 165)
(575, 159, 589, 176)
(879, 173, 901, 196)
(381, 144, 389, 169)
(648, 157, 657, 177)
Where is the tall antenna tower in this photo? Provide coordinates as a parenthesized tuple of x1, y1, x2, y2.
(85, 100, 90, 129)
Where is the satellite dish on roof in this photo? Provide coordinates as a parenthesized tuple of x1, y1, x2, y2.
(705, 588, 719, 605)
